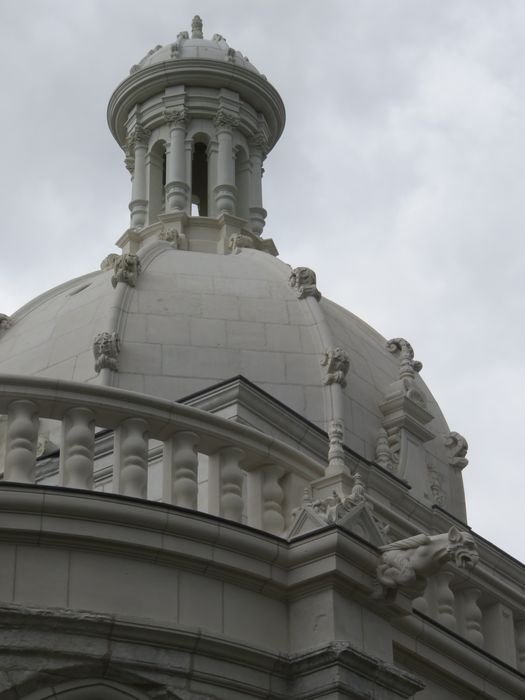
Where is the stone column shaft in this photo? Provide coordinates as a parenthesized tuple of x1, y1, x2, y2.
(249, 137, 267, 234)
(129, 126, 149, 228)
(165, 110, 189, 211)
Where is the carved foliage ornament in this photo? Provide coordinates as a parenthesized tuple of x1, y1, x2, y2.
(100, 253, 120, 271)
(229, 233, 255, 254)
(111, 254, 141, 289)
(214, 109, 240, 130)
(444, 431, 469, 469)
(93, 332, 120, 373)
(376, 526, 479, 592)
(375, 426, 400, 473)
(163, 107, 188, 127)
(0, 314, 13, 332)
(289, 266, 321, 301)
(321, 347, 350, 387)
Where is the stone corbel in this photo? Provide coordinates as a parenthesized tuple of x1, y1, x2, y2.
(111, 254, 141, 289)
(444, 431, 469, 469)
(321, 348, 350, 387)
(289, 266, 321, 301)
(93, 332, 121, 373)
(375, 527, 479, 602)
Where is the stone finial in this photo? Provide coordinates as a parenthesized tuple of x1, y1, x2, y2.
(321, 348, 350, 387)
(376, 527, 479, 594)
(312, 475, 367, 525)
(0, 314, 13, 332)
(100, 253, 120, 271)
(289, 266, 321, 301)
(375, 427, 392, 470)
(386, 338, 423, 379)
(93, 332, 120, 373)
(171, 31, 189, 58)
(191, 15, 203, 39)
(444, 431, 469, 469)
(111, 254, 141, 289)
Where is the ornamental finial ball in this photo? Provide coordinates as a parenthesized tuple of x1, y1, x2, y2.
(191, 15, 203, 39)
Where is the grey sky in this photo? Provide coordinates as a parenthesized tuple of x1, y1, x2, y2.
(1, 1, 524, 561)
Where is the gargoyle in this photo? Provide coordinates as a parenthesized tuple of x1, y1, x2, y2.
(376, 526, 478, 593)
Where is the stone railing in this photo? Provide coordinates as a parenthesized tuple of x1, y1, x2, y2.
(0, 375, 324, 535)
(411, 557, 525, 674)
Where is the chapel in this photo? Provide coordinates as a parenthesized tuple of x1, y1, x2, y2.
(0, 16, 524, 700)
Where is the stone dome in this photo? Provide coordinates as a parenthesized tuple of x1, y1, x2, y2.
(0, 243, 464, 517)
(131, 20, 261, 76)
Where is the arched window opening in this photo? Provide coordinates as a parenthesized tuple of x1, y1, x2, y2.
(191, 142, 208, 216)
(147, 141, 167, 225)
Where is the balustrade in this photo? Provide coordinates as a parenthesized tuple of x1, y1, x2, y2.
(0, 375, 322, 534)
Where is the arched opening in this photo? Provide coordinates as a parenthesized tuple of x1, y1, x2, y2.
(234, 146, 250, 221)
(20, 679, 159, 700)
(147, 140, 167, 224)
(191, 140, 208, 216)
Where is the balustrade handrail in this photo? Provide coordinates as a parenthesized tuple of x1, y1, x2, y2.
(0, 374, 325, 479)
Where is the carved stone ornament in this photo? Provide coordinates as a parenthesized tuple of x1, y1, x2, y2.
(129, 124, 150, 148)
(444, 431, 469, 469)
(0, 314, 13, 332)
(100, 253, 121, 271)
(191, 14, 203, 39)
(111, 254, 141, 289)
(386, 338, 423, 378)
(376, 526, 479, 593)
(163, 107, 188, 127)
(159, 228, 186, 249)
(328, 419, 345, 468)
(375, 426, 400, 473)
(385, 337, 426, 406)
(312, 473, 367, 524)
(427, 462, 446, 507)
(289, 266, 321, 301)
(214, 108, 240, 130)
(171, 31, 189, 58)
(93, 332, 120, 373)
(321, 348, 350, 387)
(249, 131, 269, 155)
(229, 233, 255, 254)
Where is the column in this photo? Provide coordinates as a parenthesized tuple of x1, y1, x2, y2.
(165, 108, 189, 211)
(248, 131, 268, 234)
(213, 109, 238, 215)
(128, 124, 149, 229)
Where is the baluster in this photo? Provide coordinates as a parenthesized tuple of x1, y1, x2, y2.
(59, 407, 95, 489)
(261, 464, 285, 535)
(4, 400, 39, 483)
(434, 571, 456, 631)
(457, 587, 484, 647)
(516, 621, 525, 674)
(114, 417, 149, 498)
(163, 431, 199, 508)
(218, 446, 244, 522)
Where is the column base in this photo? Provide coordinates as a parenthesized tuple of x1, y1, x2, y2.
(214, 183, 237, 215)
(165, 181, 189, 211)
(128, 199, 148, 229)
(249, 206, 267, 235)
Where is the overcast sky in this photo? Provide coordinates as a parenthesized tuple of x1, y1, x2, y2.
(1, 1, 524, 562)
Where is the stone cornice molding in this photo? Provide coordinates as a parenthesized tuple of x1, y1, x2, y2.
(108, 59, 286, 151)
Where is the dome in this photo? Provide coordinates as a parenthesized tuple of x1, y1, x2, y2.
(131, 21, 261, 76)
(0, 242, 463, 517)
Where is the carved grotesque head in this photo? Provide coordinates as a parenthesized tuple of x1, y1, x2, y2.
(447, 526, 479, 570)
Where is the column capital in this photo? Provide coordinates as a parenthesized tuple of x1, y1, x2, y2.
(249, 131, 268, 156)
(164, 107, 189, 127)
(214, 108, 240, 131)
(128, 124, 150, 147)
